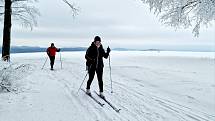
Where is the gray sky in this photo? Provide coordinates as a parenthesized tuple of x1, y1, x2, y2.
(0, 0, 214, 50)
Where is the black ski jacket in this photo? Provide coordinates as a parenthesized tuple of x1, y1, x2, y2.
(85, 42, 109, 68)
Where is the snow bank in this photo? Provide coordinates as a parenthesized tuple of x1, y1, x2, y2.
(0, 61, 34, 92)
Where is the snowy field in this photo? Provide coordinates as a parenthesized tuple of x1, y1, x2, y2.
(0, 51, 215, 121)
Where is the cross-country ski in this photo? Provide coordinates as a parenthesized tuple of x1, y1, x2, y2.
(81, 89, 105, 107)
(94, 91, 121, 113)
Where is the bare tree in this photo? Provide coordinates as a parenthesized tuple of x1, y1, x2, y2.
(141, 0, 215, 37)
(0, 0, 78, 61)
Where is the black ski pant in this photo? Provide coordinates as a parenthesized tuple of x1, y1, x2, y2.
(49, 56, 55, 69)
(86, 65, 104, 92)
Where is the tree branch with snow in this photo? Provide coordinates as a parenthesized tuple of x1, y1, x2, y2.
(62, 0, 79, 17)
(141, 0, 215, 37)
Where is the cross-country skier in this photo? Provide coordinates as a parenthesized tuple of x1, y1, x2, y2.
(85, 36, 111, 98)
(46, 43, 60, 70)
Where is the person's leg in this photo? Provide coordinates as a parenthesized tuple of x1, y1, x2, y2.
(96, 67, 104, 92)
(50, 56, 55, 69)
(49, 56, 52, 68)
(52, 56, 55, 68)
(86, 65, 96, 90)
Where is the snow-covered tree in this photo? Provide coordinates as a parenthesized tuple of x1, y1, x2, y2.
(141, 0, 215, 37)
(0, 0, 78, 61)
(0, 0, 40, 61)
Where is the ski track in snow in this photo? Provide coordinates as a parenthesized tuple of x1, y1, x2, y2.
(0, 52, 214, 121)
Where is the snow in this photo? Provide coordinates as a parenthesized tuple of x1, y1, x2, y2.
(0, 51, 215, 121)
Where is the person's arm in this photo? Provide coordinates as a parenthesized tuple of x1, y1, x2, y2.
(46, 48, 50, 56)
(102, 46, 111, 59)
(56, 48, 61, 52)
(85, 47, 95, 64)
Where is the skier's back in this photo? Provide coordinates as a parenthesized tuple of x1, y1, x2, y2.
(46, 43, 60, 70)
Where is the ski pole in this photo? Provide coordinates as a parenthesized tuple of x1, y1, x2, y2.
(77, 71, 88, 94)
(60, 52, 63, 69)
(42, 57, 48, 69)
(77, 65, 92, 94)
(109, 54, 113, 93)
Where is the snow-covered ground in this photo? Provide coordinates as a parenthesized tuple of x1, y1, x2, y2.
(0, 51, 215, 121)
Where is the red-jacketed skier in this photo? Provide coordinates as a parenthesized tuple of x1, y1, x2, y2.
(46, 43, 60, 70)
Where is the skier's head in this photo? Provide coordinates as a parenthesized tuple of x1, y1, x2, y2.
(94, 36, 101, 47)
(94, 36, 101, 42)
(51, 43, 54, 47)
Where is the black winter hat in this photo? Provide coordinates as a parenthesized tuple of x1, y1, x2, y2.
(94, 36, 101, 42)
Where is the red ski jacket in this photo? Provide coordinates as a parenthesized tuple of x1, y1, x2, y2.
(47, 47, 59, 56)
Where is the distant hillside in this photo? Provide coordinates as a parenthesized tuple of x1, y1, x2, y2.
(0, 46, 139, 53)
(0, 46, 87, 53)
(0, 46, 214, 53)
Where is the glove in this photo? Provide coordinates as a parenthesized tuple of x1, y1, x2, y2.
(107, 47, 111, 53)
(58, 48, 61, 52)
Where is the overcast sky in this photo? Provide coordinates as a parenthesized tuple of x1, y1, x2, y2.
(0, 0, 214, 50)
